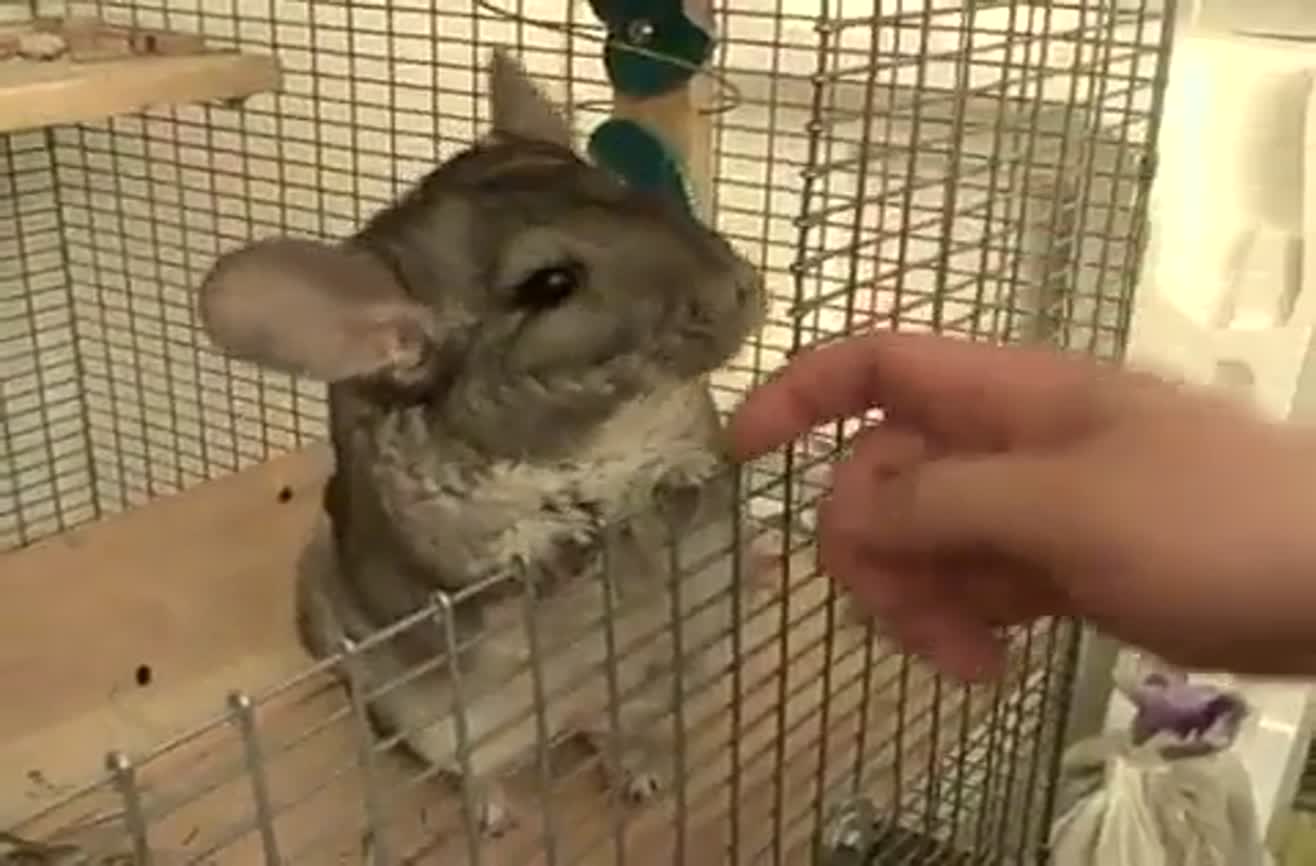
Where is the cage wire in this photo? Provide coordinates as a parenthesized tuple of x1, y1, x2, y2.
(0, 0, 1174, 865)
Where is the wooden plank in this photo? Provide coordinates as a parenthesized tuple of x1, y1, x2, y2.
(0, 445, 332, 806)
(0, 50, 280, 134)
(0, 447, 1054, 865)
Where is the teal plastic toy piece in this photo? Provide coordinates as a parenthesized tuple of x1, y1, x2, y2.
(587, 118, 694, 216)
(587, 0, 714, 98)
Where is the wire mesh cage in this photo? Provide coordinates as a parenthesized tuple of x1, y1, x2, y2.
(1, 1, 1175, 865)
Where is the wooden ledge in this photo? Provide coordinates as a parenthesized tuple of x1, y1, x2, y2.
(0, 16, 279, 133)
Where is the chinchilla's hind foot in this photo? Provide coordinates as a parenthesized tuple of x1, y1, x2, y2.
(363, 702, 398, 743)
(392, 721, 521, 839)
(432, 765, 519, 838)
(469, 778, 518, 837)
(615, 753, 666, 804)
(581, 728, 670, 806)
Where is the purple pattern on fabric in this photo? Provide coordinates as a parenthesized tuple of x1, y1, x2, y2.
(1127, 672, 1247, 748)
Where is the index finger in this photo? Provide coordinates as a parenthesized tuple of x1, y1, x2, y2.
(725, 330, 1107, 460)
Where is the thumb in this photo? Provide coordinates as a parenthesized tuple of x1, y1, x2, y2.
(854, 451, 1087, 569)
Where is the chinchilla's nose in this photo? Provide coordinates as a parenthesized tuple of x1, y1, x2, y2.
(731, 255, 767, 316)
(688, 229, 765, 323)
(732, 257, 756, 301)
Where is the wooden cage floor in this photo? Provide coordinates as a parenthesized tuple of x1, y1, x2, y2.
(0, 445, 1054, 866)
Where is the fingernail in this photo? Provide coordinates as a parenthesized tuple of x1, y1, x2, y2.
(929, 641, 997, 685)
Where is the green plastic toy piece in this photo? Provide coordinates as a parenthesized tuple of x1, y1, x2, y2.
(587, 118, 694, 216)
(587, 0, 714, 98)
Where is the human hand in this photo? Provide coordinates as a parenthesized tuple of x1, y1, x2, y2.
(727, 331, 1316, 682)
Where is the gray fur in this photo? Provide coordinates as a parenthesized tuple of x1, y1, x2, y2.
(199, 49, 768, 835)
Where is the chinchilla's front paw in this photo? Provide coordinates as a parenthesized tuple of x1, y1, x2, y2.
(656, 453, 722, 494)
(651, 456, 720, 524)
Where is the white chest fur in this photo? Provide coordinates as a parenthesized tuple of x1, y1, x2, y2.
(475, 383, 722, 567)
(370, 382, 726, 583)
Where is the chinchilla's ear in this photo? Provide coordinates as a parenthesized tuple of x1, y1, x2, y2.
(198, 237, 436, 382)
(488, 48, 573, 149)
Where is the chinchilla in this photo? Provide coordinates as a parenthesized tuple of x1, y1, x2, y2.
(196, 49, 769, 837)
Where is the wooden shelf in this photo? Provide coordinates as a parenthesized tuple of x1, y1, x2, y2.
(0, 50, 280, 134)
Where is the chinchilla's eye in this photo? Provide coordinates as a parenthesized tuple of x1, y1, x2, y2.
(513, 262, 582, 310)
